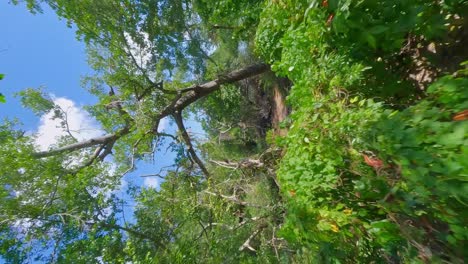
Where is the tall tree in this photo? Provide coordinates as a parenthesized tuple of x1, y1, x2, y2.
(4, 0, 467, 262)
(2, 0, 271, 262)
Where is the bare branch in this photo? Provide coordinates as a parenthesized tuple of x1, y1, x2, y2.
(210, 159, 238, 169)
(140, 164, 177, 179)
(58, 106, 78, 141)
(174, 112, 210, 178)
(32, 127, 128, 158)
(239, 225, 266, 252)
(203, 190, 247, 206)
(173, 112, 210, 178)
(210, 159, 264, 169)
(202, 216, 263, 232)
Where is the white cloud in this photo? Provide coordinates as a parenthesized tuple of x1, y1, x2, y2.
(35, 97, 102, 150)
(158, 116, 169, 132)
(143, 177, 159, 188)
(120, 177, 128, 190)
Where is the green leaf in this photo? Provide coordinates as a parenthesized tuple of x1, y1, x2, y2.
(16, 88, 54, 115)
(363, 32, 377, 49)
(368, 25, 388, 34)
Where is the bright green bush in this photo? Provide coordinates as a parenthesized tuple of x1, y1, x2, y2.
(363, 74, 468, 261)
(256, 0, 467, 262)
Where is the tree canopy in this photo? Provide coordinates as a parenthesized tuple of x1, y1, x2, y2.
(1, 0, 467, 263)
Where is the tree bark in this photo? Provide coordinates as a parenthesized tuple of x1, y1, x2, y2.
(32, 132, 122, 158)
(173, 63, 269, 111)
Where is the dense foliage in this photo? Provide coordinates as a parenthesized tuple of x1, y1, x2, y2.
(256, 0, 467, 262)
(1, 0, 467, 263)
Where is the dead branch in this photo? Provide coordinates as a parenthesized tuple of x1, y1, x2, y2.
(210, 159, 238, 169)
(239, 225, 266, 252)
(209, 159, 264, 169)
(201, 216, 263, 232)
(58, 105, 78, 141)
(140, 165, 177, 179)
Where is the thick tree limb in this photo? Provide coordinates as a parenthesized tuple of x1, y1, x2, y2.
(32, 127, 129, 158)
(174, 63, 269, 109)
(155, 63, 269, 125)
(33, 63, 269, 160)
(32, 134, 115, 158)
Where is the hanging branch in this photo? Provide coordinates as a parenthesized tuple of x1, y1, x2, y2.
(173, 111, 210, 178)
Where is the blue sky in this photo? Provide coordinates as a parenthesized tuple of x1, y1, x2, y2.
(0, 2, 209, 262)
(0, 0, 207, 205)
(0, 1, 210, 222)
(0, 2, 96, 128)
